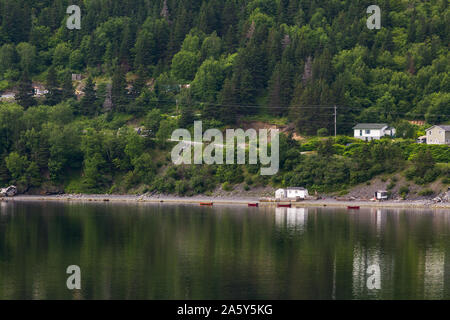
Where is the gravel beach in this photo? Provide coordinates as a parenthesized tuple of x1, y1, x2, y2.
(4, 194, 450, 209)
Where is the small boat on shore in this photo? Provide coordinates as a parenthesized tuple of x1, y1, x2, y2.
(277, 204, 291, 208)
(248, 203, 259, 207)
(200, 202, 213, 206)
(347, 206, 360, 210)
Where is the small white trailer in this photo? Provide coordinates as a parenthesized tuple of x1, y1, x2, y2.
(375, 190, 388, 201)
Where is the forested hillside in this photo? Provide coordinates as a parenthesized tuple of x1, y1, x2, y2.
(0, 0, 449, 195)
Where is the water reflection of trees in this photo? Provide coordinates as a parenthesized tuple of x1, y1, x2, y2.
(0, 202, 449, 299)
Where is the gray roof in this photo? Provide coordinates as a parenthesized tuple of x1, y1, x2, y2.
(427, 125, 450, 132)
(287, 187, 306, 190)
(353, 123, 388, 129)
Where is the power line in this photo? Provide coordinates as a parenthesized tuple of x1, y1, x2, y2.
(90, 96, 450, 117)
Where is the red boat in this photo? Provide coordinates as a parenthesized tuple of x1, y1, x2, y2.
(200, 202, 213, 206)
(347, 206, 360, 210)
(248, 203, 259, 207)
(277, 204, 292, 208)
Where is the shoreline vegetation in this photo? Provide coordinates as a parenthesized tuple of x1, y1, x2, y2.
(5, 194, 450, 210)
(0, 2, 449, 201)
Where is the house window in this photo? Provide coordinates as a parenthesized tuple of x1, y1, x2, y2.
(360, 130, 362, 136)
(365, 130, 370, 134)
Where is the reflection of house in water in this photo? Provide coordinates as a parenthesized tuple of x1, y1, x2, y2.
(424, 247, 445, 299)
(369, 208, 385, 232)
(351, 244, 382, 299)
(275, 207, 308, 230)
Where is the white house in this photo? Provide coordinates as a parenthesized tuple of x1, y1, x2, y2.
(425, 125, 450, 145)
(33, 85, 48, 97)
(353, 123, 396, 141)
(275, 189, 286, 199)
(275, 187, 309, 200)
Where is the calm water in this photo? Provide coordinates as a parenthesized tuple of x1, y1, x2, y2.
(0, 201, 449, 300)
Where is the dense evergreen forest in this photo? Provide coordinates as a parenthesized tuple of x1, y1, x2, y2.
(0, 0, 449, 195)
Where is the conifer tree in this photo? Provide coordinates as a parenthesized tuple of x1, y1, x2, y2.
(179, 104, 195, 128)
(0, 154, 10, 185)
(218, 78, 237, 124)
(61, 72, 75, 101)
(45, 65, 61, 106)
(16, 71, 36, 109)
(111, 65, 128, 112)
(80, 77, 98, 116)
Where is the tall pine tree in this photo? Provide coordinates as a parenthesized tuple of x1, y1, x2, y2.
(16, 71, 36, 109)
(80, 77, 98, 116)
(61, 72, 75, 101)
(111, 65, 128, 112)
(45, 65, 62, 105)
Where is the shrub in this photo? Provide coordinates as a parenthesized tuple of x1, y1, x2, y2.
(404, 167, 416, 180)
(423, 168, 441, 184)
(222, 182, 232, 191)
(190, 175, 207, 194)
(317, 128, 328, 137)
(418, 189, 434, 196)
(175, 180, 189, 195)
(399, 185, 410, 199)
(387, 181, 396, 190)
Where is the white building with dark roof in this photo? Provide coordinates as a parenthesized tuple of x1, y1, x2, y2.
(353, 123, 396, 141)
(275, 187, 309, 199)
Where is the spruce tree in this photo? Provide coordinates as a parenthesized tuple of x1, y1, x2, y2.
(111, 65, 128, 112)
(218, 78, 237, 124)
(0, 154, 10, 185)
(80, 77, 98, 116)
(61, 72, 75, 101)
(16, 71, 36, 109)
(267, 64, 282, 116)
(45, 65, 61, 106)
(179, 104, 195, 128)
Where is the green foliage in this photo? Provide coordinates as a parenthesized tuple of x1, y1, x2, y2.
(0, 1, 448, 196)
(171, 51, 199, 82)
(395, 121, 417, 139)
(16, 71, 36, 109)
(156, 118, 178, 148)
(80, 77, 99, 116)
(418, 189, 434, 196)
(144, 109, 162, 134)
(405, 144, 450, 163)
(317, 128, 328, 137)
(399, 185, 410, 199)
(222, 182, 232, 191)
(406, 149, 440, 185)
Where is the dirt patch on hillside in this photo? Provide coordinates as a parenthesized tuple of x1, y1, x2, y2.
(345, 174, 447, 200)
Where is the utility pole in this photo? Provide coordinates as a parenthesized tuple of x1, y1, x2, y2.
(334, 105, 337, 137)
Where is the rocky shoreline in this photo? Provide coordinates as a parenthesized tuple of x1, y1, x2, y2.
(4, 194, 450, 209)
